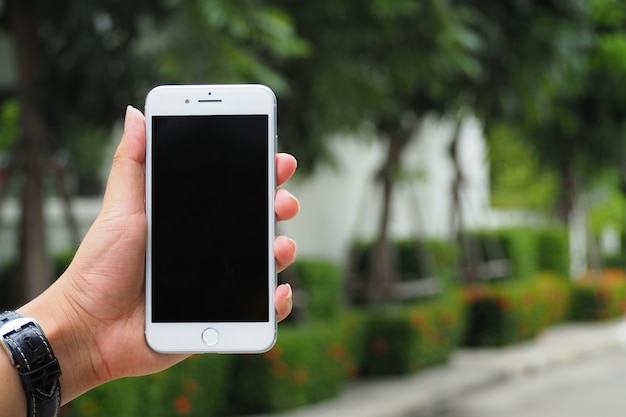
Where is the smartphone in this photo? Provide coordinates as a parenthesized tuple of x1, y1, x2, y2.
(144, 84, 277, 353)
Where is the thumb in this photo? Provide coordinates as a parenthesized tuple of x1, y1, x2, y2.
(101, 106, 146, 216)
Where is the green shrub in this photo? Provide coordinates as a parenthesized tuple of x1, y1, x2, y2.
(462, 274, 570, 347)
(425, 239, 460, 283)
(225, 322, 348, 415)
(359, 291, 465, 376)
(395, 238, 459, 284)
(337, 309, 368, 378)
(292, 258, 344, 321)
(569, 269, 626, 321)
(493, 228, 539, 279)
(64, 354, 231, 417)
(535, 225, 570, 278)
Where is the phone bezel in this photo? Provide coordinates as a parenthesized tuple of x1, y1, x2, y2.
(144, 84, 277, 353)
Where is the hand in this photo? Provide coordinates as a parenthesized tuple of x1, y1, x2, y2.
(17, 106, 300, 405)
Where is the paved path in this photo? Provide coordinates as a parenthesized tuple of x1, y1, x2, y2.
(442, 349, 626, 417)
(247, 318, 626, 417)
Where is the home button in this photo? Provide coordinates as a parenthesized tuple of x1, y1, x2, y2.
(201, 328, 219, 346)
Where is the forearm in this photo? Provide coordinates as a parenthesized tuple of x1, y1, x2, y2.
(14, 279, 100, 406)
(0, 353, 26, 417)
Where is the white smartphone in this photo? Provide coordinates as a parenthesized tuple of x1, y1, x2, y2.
(144, 84, 277, 353)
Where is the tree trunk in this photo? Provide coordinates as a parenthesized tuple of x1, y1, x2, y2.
(366, 130, 408, 304)
(555, 157, 576, 223)
(448, 117, 473, 281)
(449, 117, 464, 240)
(10, 2, 52, 302)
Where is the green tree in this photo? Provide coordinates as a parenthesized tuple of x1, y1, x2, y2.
(278, 0, 597, 295)
(0, 0, 305, 305)
(528, 0, 626, 222)
(277, 0, 482, 303)
(463, 0, 626, 225)
(1, 0, 165, 302)
(141, 0, 308, 94)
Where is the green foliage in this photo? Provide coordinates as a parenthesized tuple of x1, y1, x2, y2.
(3, 0, 168, 138)
(492, 228, 539, 279)
(348, 238, 459, 304)
(226, 323, 348, 415)
(359, 291, 465, 376)
(488, 123, 559, 210)
(337, 309, 368, 378)
(360, 306, 419, 376)
(499, 228, 538, 279)
(148, 0, 308, 94)
(462, 274, 571, 347)
(425, 239, 461, 282)
(395, 238, 458, 283)
(464, 228, 538, 280)
(292, 258, 344, 321)
(276, 0, 482, 172)
(535, 225, 570, 277)
(588, 179, 626, 236)
(569, 269, 626, 321)
(64, 354, 231, 417)
(63, 124, 110, 176)
(0, 98, 20, 152)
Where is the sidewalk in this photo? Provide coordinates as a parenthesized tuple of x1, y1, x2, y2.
(249, 318, 626, 417)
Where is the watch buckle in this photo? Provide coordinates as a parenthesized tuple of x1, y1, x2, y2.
(0, 318, 40, 365)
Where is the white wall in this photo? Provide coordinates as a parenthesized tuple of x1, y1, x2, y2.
(280, 114, 498, 265)
(0, 113, 544, 269)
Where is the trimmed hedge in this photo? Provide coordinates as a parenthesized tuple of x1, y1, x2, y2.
(497, 228, 539, 279)
(225, 322, 348, 415)
(358, 291, 465, 376)
(535, 225, 570, 278)
(63, 354, 232, 417)
(395, 238, 459, 284)
(349, 238, 458, 303)
(569, 268, 626, 321)
(62, 322, 352, 417)
(462, 273, 571, 347)
(292, 258, 344, 321)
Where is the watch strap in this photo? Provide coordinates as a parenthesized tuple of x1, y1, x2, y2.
(0, 310, 22, 324)
(0, 311, 62, 417)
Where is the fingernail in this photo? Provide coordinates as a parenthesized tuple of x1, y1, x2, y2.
(124, 105, 133, 132)
(290, 192, 301, 213)
(124, 105, 140, 132)
(279, 283, 293, 301)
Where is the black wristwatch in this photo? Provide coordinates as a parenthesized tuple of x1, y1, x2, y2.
(0, 311, 62, 417)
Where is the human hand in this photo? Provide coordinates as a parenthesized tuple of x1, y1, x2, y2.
(18, 106, 300, 404)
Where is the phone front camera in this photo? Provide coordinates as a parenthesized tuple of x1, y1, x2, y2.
(185, 99, 190, 104)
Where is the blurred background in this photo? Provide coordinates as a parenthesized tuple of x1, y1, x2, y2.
(2, 0, 626, 416)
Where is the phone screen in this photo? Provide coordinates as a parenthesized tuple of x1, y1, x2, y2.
(150, 114, 270, 323)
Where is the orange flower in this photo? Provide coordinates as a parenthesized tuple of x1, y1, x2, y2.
(292, 368, 308, 385)
(271, 361, 289, 378)
(328, 343, 347, 361)
(184, 379, 199, 394)
(263, 345, 282, 361)
(174, 395, 192, 415)
(410, 311, 427, 329)
(344, 360, 359, 378)
(496, 296, 511, 311)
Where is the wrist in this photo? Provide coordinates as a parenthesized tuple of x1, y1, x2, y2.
(17, 279, 100, 405)
(0, 311, 62, 417)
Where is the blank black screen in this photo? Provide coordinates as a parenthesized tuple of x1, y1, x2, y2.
(151, 115, 269, 322)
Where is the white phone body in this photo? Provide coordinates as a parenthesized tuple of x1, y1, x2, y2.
(144, 84, 277, 353)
